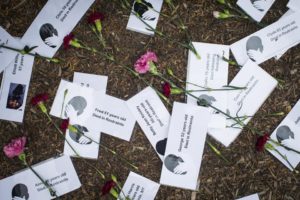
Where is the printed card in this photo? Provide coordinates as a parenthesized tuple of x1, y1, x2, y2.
(237, 0, 275, 22)
(0, 52, 34, 122)
(209, 60, 277, 147)
(160, 102, 210, 190)
(230, 12, 300, 66)
(126, 87, 170, 161)
(287, 0, 300, 11)
(21, 0, 95, 58)
(0, 27, 23, 73)
(0, 155, 81, 199)
(118, 172, 160, 200)
(268, 99, 300, 170)
(126, 0, 163, 35)
(186, 42, 229, 128)
(73, 72, 108, 92)
(236, 193, 260, 200)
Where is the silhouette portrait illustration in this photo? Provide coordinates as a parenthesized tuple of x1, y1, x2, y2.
(246, 36, 264, 62)
(12, 183, 29, 200)
(64, 96, 87, 119)
(197, 94, 216, 107)
(6, 83, 26, 110)
(275, 125, 300, 152)
(156, 138, 167, 156)
(164, 154, 188, 175)
(39, 23, 59, 48)
(69, 124, 92, 145)
(250, 0, 271, 12)
(133, 0, 156, 21)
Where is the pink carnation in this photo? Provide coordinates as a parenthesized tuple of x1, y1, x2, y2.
(3, 137, 26, 158)
(134, 51, 158, 74)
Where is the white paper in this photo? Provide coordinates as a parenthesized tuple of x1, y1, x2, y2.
(160, 102, 210, 190)
(126, 87, 170, 160)
(209, 60, 277, 147)
(230, 12, 300, 66)
(21, 0, 95, 58)
(0, 53, 34, 122)
(186, 42, 229, 128)
(287, 0, 300, 11)
(73, 72, 108, 92)
(0, 155, 81, 199)
(0, 26, 23, 73)
(268, 99, 300, 170)
(126, 0, 163, 35)
(237, 0, 275, 22)
(236, 193, 260, 200)
(118, 172, 160, 200)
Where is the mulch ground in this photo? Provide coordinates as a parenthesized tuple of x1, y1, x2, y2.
(0, 0, 300, 199)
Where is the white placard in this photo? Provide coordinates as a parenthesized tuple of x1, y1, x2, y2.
(160, 102, 210, 190)
(287, 0, 300, 11)
(186, 42, 229, 128)
(236, 193, 260, 200)
(126, 87, 170, 160)
(126, 0, 163, 35)
(0, 155, 81, 199)
(118, 172, 160, 200)
(209, 60, 277, 147)
(0, 53, 34, 122)
(268, 99, 300, 170)
(237, 0, 275, 22)
(230, 12, 300, 66)
(21, 0, 95, 58)
(73, 72, 108, 92)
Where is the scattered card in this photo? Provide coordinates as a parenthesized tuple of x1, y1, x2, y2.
(160, 102, 210, 190)
(230, 11, 300, 66)
(118, 172, 160, 200)
(0, 155, 81, 199)
(186, 42, 229, 128)
(21, 0, 95, 58)
(208, 60, 277, 147)
(126, 0, 163, 35)
(126, 87, 170, 160)
(73, 72, 108, 92)
(236, 193, 260, 200)
(237, 0, 275, 22)
(268, 98, 300, 170)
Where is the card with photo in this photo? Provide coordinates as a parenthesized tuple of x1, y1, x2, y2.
(118, 172, 160, 200)
(73, 72, 108, 92)
(160, 102, 210, 190)
(268, 98, 300, 170)
(126, 87, 170, 160)
(237, 0, 275, 22)
(236, 193, 260, 200)
(21, 0, 95, 58)
(186, 42, 229, 129)
(0, 52, 35, 122)
(208, 60, 277, 147)
(230, 11, 300, 66)
(126, 0, 163, 35)
(0, 155, 81, 200)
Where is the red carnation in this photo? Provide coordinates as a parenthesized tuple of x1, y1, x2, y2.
(162, 82, 171, 98)
(31, 93, 49, 106)
(256, 133, 270, 152)
(60, 119, 70, 133)
(101, 180, 116, 196)
(87, 12, 105, 24)
(63, 33, 75, 49)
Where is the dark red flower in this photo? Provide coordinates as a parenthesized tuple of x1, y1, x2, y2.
(87, 12, 105, 24)
(63, 33, 75, 49)
(256, 133, 270, 152)
(31, 93, 49, 106)
(101, 180, 116, 196)
(162, 82, 171, 98)
(60, 119, 70, 133)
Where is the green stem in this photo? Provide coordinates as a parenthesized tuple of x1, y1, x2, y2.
(273, 147, 297, 172)
(206, 141, 229, 163)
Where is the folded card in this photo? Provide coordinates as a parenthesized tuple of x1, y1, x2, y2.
(237, 0, 275, 22)
(118, 172, 160, 200)
(230, 11, 300, 66)
(160, 102, 210, 190)
(236, 193, 260, 200)
(208, 60, 277, 147)
(186, 42, 229, 128)
(73, 72, 108, 92)
(0, 27, 23, 73)
(0, 155, 81, 199)
(268, 98, 300, 170)
(21, 0, 95, 58)
(126, 0, 163, 35)
(126, 87, 170, 160)
(0, 52, 34, 122)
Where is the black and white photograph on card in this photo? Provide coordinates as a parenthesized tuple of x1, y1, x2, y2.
(133, 0, 156, 21)
(164, 154, 188, 175)
(12, 183, 29, 200)
(155, 138, 167, 156)
(250, 0, 272, 12)
(246, 36, 264, 62)
(6, 83, 26, 110)
(69, 124, 92, 145)
(39, 23, 59, 48)
(64, 96, 88, 119)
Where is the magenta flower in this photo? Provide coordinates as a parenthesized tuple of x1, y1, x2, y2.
(134, 51, 158, 74)
(3, 137, 26, 158)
